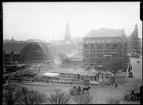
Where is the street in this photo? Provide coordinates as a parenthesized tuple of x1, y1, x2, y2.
(20, 56, 142, 104)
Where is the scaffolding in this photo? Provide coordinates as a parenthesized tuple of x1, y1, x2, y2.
(78, 36, 128, 71)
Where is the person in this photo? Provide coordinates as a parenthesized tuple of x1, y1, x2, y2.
(130, 65, 132, 70)
(78, 86, 81, 92)
(115, 83, 117, 88)
(131, 90, 134, 94)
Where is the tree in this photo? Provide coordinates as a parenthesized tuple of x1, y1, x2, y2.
(3, 85, 21, 105)
(107, 97, 121, 104)
(18, 87, 46, 105)
(47, 88, 71, 104)
(73, 92, 94, 104)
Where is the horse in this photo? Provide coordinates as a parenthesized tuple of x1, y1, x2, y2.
(135, 93, 140, 99)
(82, 86, 91, 92)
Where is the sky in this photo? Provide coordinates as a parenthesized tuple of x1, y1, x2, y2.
(3, 2, 142, 42)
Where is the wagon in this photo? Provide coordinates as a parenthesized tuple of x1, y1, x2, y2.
(124, 90, 140, 101)
(69, 85, 83, 95)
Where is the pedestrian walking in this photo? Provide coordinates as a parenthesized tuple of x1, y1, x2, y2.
(115, 83, 117, 88)
(131, 90, 134, 94)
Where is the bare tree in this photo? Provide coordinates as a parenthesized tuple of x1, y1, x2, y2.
(3, 85, 21, 105)
(18, 87, 46, 105)
(47, 88, 71, 104)
(107, 97, 121, 104)
(73, 92, 94, 104)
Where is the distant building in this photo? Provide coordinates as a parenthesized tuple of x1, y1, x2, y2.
(3, 41, 50, 64)
(139, 38, 142, 54)
(20, 42, 49, 62)
(49, 21, 72, 45)
(82, 28, 128, 71)
(49, 40, 65, 45)
(127, 24, 141, 53)
(3, 42, 28, 63)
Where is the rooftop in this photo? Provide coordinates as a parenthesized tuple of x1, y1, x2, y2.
(3, 42, 49, 56)
(48, 68, 99, 76)
(84, 28, 125, 38)
(3, 42, 28, 52)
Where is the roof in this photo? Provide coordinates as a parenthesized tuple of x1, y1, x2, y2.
(21, 42, 49, 56)
(3, 42, 28, 52)
(43, 72, 60, 77)
(3, 42, 50, 57)
(48, 68, 98, 76)
(38, 42, 49, 56)
(84, 28, 125, 38)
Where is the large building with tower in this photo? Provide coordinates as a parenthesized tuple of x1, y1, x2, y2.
(82, 28, 129, 71)
(127, 24, 141, 54)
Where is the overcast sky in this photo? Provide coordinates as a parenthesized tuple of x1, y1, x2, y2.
(3, 2, 142, 42)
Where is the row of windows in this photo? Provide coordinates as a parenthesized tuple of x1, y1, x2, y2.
(31, 50, 42, 53)
(3, 51, 20, 54)
(84, 54, 122, 57)
(4, 50, 42, 54)
(84, 39, 121, 44)
(84, 50, 122, 53)
(84, 45, 124, 49)
(36, 50, 41, 53)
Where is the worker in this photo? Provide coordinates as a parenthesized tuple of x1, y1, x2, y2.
(78, 86, 81, 92)
(115, 83, 117, 88)
(131, 90, 134, 94)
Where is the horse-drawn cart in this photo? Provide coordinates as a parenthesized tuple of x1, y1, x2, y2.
(124, 89, 140, 101)
(69, 85, 91, 95)
(69, 85, 83, 95)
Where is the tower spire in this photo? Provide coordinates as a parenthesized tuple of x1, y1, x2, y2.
(64, 20, 71, 42)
